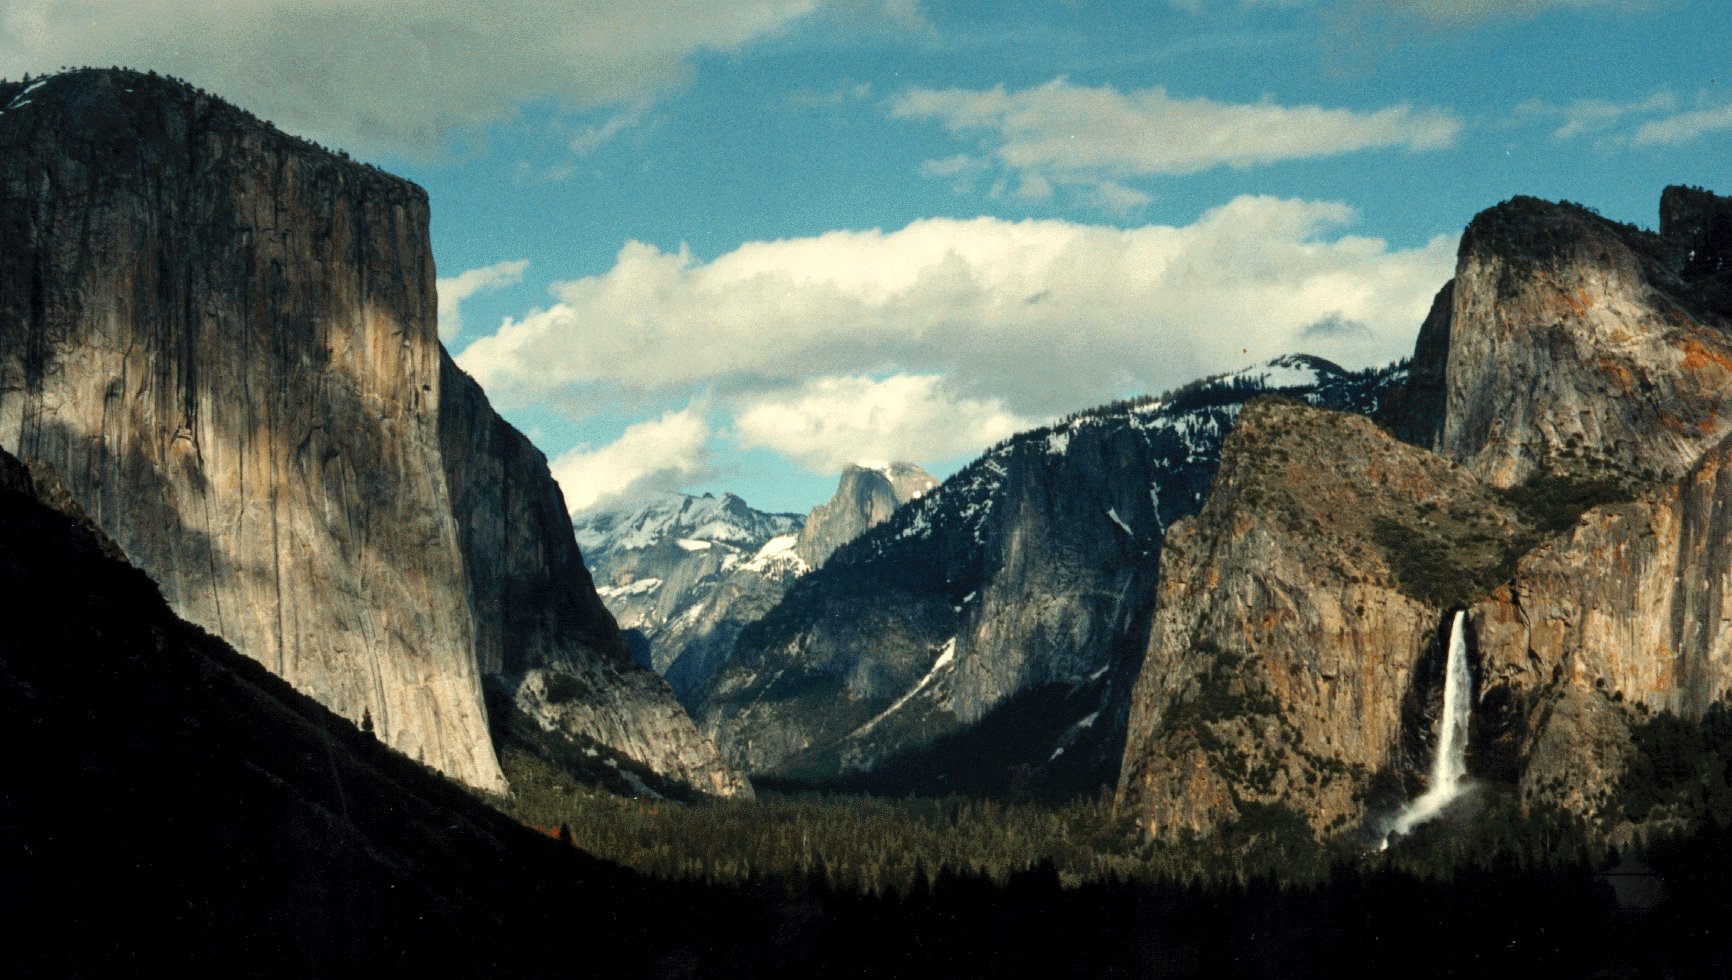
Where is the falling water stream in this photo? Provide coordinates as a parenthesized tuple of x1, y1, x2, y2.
(1382, 610, 1472, 847)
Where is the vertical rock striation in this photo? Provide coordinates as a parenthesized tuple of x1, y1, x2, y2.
(0, 68, 743, 797)
(1470, 433, 1732, 819)
(1115, 187, 1732, 840)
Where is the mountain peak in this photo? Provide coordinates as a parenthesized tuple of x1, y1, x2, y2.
(797, 461, 936, 568)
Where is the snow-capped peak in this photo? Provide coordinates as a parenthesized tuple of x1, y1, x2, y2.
(574, 490, 802, 558)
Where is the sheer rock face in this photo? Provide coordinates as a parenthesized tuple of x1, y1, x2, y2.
(440, 359, 749, 797)
(1115, 399, 1530, 840)
(1661, 184, 1732, 313)
(794, 463, 937, 569)
(1424, 196, 1732, 488)
(1470, 435, 1732, 819)
(0, 69, 743, 797)
(1114, 188, 1732, 840)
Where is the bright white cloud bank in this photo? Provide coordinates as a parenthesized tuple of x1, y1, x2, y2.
(734, 375, 1030, 473)
(550, 409, 712, 512)
(0, 0, 816, 154)
(462, 196, 1457, 497)
(438, 259, 529, 342)
(891, 79, 1460, 209)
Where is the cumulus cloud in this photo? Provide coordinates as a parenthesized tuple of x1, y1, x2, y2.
(550, 408, 712, 513)
(458, 195, 1456, 433)
(437, 259, 529, 343)
(733, 375, 1031, 472)
(889, 79, 1460, 208)
(0, 0, 817, 154)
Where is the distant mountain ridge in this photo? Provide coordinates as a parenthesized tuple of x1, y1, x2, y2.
(579, 463, 935, 702)
(695, 354, 1407, 797)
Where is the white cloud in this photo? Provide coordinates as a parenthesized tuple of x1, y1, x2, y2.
(1518, 91, 1732, 149)
(551, 408, 712, 513)
(1384, 0, 1619, 23)
(458, 195, 1456, 431)
(568, 105, 649, 157)
(1632, 103, 1732, 147)
(1549, 92, 1678, 140)
(889, 79, 1460, 208)
(438, 259, 529, 343)
(0, 0, 817, 155)
(733, 375, 1030, 472)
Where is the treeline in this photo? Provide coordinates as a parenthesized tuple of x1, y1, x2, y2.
(502, 746, 1153, 892)
(492, 741, 1732, 975)
(499, 743, 1615, 896)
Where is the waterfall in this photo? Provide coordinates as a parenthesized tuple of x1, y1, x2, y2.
(1383, 610, 1472, 846)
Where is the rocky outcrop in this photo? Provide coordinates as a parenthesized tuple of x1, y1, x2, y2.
(794, 463, 937, 568)
(1470, 433, 1732, 819)
(1115, 399, 1533, 840)
(1115, 186, 1732, 842)
(702, 358, 1405, 793)
(1418, 195, 1732, 488)
(1661, 184, 1732, 314)
(441, 360, 748, 797)
(0, 69, 741, 797)
(1378, 280, 1453, 449)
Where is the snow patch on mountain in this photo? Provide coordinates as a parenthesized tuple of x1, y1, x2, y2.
(850, 637, 957, 740)
(596, 577, 662, 600)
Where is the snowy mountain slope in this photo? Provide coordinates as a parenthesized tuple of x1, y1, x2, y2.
(696, 354, 1408, 796)
(578, 464, 936, 703)
(576, 492, 804, 698)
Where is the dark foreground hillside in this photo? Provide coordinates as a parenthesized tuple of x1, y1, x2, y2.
(0, 448, 673, 975)
(3, 445, 1730, 978)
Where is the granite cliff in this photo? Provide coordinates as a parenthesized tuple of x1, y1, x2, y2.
(1117, 187, 1732, 843)
(0, 444, 672, 974)
(0, 69, 742, 797)
(1115, 398, 1536, 839)
(795, 462, 938, 568)
(1412, 194, 1732, 487)
(1469, 432, 1732, 821)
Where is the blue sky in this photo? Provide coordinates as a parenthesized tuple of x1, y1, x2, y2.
(5, 1, 1728, 514)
